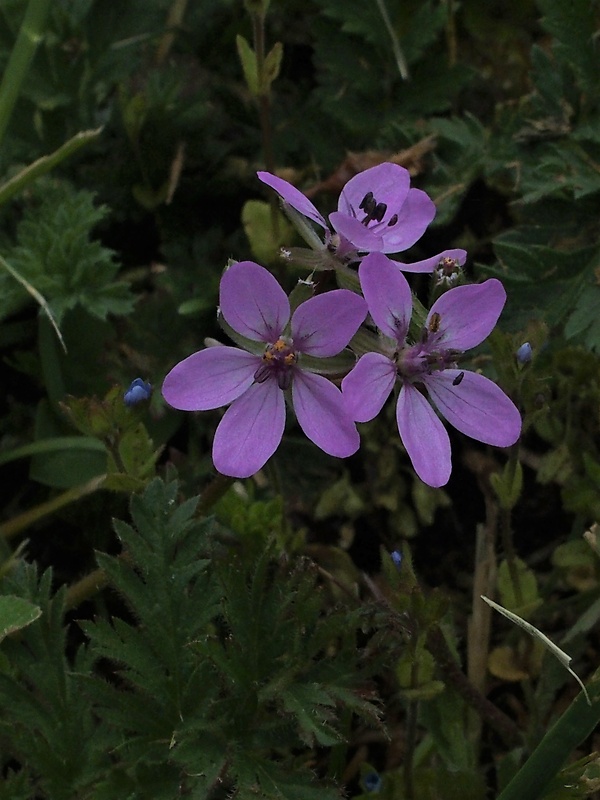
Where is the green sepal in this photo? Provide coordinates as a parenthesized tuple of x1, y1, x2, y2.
(335, 267, 361, 293)
(288, 278, 315, 313)
(348, 326, 388, 358)
(408, 293, 428, 340)
(300, 349, 356, 376)
(217, 311, 265, 355)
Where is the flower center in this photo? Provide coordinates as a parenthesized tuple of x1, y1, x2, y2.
(358, 191, 398, 229)
(395, 313, 459, 382)
(254, 337, 297, 390)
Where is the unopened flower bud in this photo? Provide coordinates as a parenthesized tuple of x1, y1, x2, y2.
(516, 342, 532, 364)
(124, 378, 152, 406)
(363, 771, 382, 793)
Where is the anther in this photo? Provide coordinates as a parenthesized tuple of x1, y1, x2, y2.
(428, 312, 442, 333)
(359, 191, 374, 211)
(373, 202, 387, 222)
(387, 213, 398, 226)
(452, 371, 465, 386)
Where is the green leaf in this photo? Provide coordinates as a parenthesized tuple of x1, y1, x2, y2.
(537, 0, 600, 97)
(0, 595, 41, 642)
(262, 41, 283, 92)
(496, 557, 540, 617)
(491, 461, 523, 511)
(241, 199, 292, 264)
(236, 35, 260, 96)
(0, 184, 133, 325)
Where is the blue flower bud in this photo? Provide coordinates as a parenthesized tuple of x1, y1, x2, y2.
(390, 550, 402, 570)
(124, 378, 152, 406)
(516, 342, 532, 364)
(363, 771, 382, 793)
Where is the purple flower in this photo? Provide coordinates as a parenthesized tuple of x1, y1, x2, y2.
(342, 253, 522, 487)
(162, 261, 367, 478)
(258, 163, 465, 273)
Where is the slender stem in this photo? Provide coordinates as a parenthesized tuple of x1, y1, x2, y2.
(64, 564, 110, 611)
(362, 570, 522, 747)
(445, 0, 458, 68)
(404, 661, 419, 800)
(427, 625, 522, 747)
(0, 0, 52, 148)
(500, 446, 524, 607)
(374, 0, 409, 80)
(251, 10, 280, 248)
(155, 0, 189, 66)
(196, 472, 234, 517)
(0, 474, 106, 541)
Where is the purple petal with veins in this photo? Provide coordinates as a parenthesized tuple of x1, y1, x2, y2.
(424, 370, 521, 447)
(342, 352, 396, 423)
(212, 379, 285, 478)
(328, 211, 385, 253)
(292, 370, 360, 457)
(338, 162, 410, 219)
(162, 347, 259, 411)
(380, 188, 435, 253)
(257, 171, 327, 229)
(359, 252, 412, 341)
(393, 248, 467, 274)
(396, 383, 452, 487)
(427, 279, 506, 351)
(292, 289, 367, 357)
(220, 260, 290, 342)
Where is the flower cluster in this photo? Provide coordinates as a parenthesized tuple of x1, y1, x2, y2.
(163, 163, 521, 485)
(258, 162, 467, 274)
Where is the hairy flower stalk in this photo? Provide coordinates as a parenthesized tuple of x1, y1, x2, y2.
(162, 261, 367, 478)
(342, 253, 522, 487)
(258, 162, 466, 273)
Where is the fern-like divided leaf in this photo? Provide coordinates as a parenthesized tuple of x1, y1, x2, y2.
(0, 182, 133, 324)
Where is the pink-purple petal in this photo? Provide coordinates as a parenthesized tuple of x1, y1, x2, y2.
(162, 347, 259, 411)
(359, 252, 413, 341)
(342, 352, 396, 422)
(428, 279, 506, 351)
(396, 383, 452, 487)
(220, 260, 290, 342)
(393, 248, 467, 274)
(328, 211, 384, 252)
(338, 163, 410, 218)
(212, 379, 285, 478)
(292, 370, 360, 457)
(381, 188, 436, 253)
(291, 290, 367, 357)
(257, 171, 327, 229)
(424, 370, 521, 447)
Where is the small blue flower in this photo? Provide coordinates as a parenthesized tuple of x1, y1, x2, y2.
(390, 550, 402, 570)
(516, 342, 532, 365)
(124, 378, 152, 407)
(363, 771, 382, 793)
